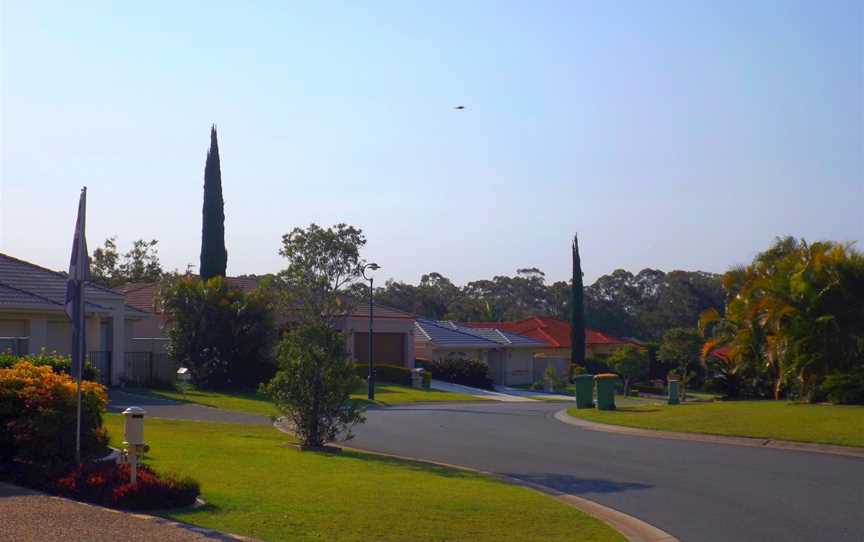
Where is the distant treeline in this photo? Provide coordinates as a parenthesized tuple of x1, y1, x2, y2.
(367, 267, 725, 342)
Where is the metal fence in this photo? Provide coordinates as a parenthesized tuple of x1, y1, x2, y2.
(532, 356, 570, 382)
(124, 352, 178, 387)
(87, 351, 112, 386)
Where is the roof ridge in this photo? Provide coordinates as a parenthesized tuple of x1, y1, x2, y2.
(492, 328, 512, 344)
(0, 252, 123, 297)
(0, 280, 63, 306)
(420, 319, 499, 345)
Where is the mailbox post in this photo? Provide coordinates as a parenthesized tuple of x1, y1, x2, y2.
(122, 407, 147, 486)
(177, 367, 191, 395)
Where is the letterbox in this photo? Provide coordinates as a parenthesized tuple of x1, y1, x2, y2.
(122, 406, 146, 445)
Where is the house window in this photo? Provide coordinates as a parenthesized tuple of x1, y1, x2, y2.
(0, 336, 29, 356)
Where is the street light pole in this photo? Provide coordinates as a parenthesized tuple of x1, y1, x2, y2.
(362, 263, 380, 400)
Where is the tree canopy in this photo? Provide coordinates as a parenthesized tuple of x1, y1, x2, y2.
(273, 223, 368, 324)
(91, 237, 163, 288)
(200, 125, 227, 280)
(700, 237, 864, 400)
(374, 267, 723, 341)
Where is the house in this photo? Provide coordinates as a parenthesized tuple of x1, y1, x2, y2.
(337, 303, 416, 368)
(466, 316, 635, 360)
(0, 253, 149, 385)
(121, 280, 417, 370)
(414, 319, 548, 385)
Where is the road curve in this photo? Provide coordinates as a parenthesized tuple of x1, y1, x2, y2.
(348, 401, 863, 542)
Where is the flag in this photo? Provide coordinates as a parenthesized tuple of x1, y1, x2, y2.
(65, 188, 90, 377)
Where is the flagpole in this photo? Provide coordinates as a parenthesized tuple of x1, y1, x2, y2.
(75, 187, 87, 465)
(75, 278, 83, 464)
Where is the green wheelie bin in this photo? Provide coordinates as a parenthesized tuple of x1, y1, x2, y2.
(594, 373, 618, 411)
(572, 374, 594, 409)
(668, 379, 681, 405)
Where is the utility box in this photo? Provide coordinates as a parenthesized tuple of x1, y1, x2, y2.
(123, 406, 146, 445)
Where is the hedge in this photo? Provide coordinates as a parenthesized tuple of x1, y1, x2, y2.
(0, 351, 98, 381)
(425, 354, 493, 390)
(353, 363, 412, 386)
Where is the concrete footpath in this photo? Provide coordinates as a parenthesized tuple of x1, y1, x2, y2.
(0, 483, 256, 542)
(429, 379, 536, 401)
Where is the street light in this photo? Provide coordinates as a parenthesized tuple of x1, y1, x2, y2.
(362, 262, 380, 400)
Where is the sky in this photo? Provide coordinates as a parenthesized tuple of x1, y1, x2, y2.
(1, 0, 861, 286)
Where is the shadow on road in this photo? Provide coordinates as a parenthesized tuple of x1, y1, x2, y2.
(382, 407, 541, 417)
(511, 473, 653, 495)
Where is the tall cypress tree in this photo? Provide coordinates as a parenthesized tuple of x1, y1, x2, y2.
(570, 234, 586, 365)
(200, 125, 227, 280)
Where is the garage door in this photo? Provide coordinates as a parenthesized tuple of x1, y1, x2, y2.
(504, 351, 534, 386)
(353, 333, 405, 366)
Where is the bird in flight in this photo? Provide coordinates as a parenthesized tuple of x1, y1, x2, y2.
(454, 105, 465, 110)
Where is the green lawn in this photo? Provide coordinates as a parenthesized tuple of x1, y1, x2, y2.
(567, 401, 864, 447)
(105, 415, 622, 542)
(132, 383, 483, 417)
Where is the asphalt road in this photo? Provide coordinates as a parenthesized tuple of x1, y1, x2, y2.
(348, 401, 864, 542)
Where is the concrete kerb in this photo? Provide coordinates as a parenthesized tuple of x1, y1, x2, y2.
(554, 409, 864, 460)
(272, 420, 678, 542)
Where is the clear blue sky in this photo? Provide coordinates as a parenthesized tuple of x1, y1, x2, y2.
(1, 0, 861, 285)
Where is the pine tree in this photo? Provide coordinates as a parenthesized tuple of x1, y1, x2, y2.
(571, 234, 586, 365)
(200, 125, 227, 280)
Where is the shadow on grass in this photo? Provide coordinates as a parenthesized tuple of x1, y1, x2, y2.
(602, 406, 663, 414)
(299, 447, 484, 480)
(158, 501, 222, 518)
(511, 473, 653, 495)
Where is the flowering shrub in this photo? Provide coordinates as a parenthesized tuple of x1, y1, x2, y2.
(54, 461, 199, 510)
(0, 362, 108, 466)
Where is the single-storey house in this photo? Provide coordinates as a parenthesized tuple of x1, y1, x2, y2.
(466, 316, 636, 360)
(0, 253, 148, 385)
(121, 280, 416, 370)
(414, 318, 547, 385)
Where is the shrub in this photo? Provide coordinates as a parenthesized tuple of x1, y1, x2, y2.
(263, 323, 365, 447)
(426, 353, 493, 390)
(353, 363, 411, 386)
(0, 362, 108, 467)
(54, 462, 199, 510)
(422, 370, 431, 389)
(162, 275, 275, 390)
(607, 346, 648, 397)
(571, 364, 587, 380)
(0, 350, 98, 381)
(583, 355, 611, 375)
(821, 369, 864, 405)
(531, 365, 567, 393)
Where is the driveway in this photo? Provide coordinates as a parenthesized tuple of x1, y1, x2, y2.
(348, 401, 864, 542)
(0, 483, 244, 542)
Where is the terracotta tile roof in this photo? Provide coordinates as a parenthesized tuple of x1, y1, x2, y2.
(348, 303, 416, 320)
(465, 316, 633, 348)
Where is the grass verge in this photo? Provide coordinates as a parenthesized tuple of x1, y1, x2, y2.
(105, 415, 622, 542)
(566, 401, 864, 447)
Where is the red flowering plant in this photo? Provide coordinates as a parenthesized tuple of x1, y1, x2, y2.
(54, 461, 199, 510)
